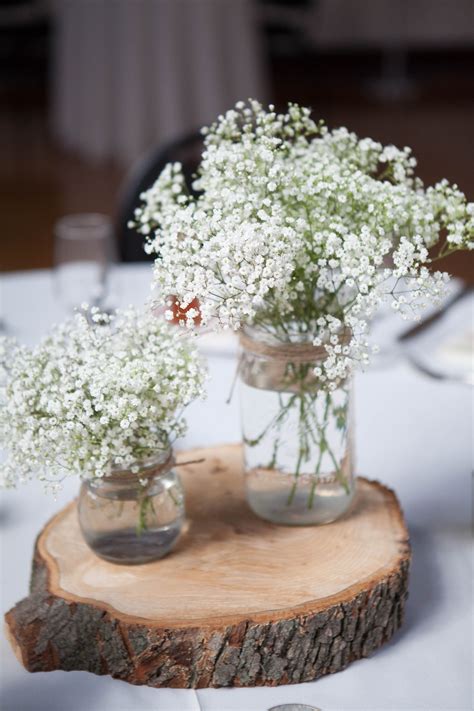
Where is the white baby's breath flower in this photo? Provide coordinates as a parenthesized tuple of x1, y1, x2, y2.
(0, 308, 206, 488)
(134, 100, 473, 384)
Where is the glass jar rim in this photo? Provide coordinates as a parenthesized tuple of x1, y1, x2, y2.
(241, 322, 351, 360)
(54, 213, 112, 241)
(109, 448, 172, 474)
(83, 448, 174, 488)
(242, 322, 314, 346)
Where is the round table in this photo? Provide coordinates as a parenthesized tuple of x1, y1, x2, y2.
(0, 265, 472, 711)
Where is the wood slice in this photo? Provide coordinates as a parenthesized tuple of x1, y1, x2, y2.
(5, 444, 410, 688)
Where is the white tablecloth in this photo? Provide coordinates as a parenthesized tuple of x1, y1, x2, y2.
(0, 265, 472, 711)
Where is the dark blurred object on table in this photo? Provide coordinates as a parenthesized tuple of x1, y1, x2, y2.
(117, 132, 203, 263)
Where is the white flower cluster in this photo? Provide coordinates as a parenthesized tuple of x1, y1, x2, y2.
(135, 100, 473, 385)
(0, 308, 206, 488)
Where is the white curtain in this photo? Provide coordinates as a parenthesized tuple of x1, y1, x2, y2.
(50, 0, 268, 165)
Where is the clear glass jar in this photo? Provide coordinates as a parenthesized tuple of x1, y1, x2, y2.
(240, 326, 355, 526)
(78, 450, 184, 564)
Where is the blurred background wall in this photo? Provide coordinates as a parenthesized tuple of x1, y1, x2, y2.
(1, 0, 473, 279)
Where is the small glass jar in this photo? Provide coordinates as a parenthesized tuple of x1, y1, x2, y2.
(240, 325, 355, 526)
(78, 449, 184, 564)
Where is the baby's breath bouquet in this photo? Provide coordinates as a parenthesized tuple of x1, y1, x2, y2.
(0, 307, 206, 560)
(137, 100, 472, 365)
(135, 100, 473, 524)
(0, 307, 205, 488)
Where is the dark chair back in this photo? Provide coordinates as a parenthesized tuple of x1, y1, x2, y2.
(116, 131, 204, 262)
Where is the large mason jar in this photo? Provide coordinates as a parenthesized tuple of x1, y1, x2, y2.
(240, 326, 355, 526)
(78, 449, 184, 564)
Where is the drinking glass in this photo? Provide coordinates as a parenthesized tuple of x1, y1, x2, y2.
(54, 213, 115, 312)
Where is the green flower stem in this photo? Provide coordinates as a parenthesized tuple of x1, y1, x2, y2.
(136, 490, 156, 536)
(307, 412, 326, 509)
(245, 360, 350, 509)
(307, 391, 351, 496)
(243, 393, 297, 448)
(286, 393, 308, 506)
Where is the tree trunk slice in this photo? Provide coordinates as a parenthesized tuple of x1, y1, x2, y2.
(5, 444, 410, 688)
